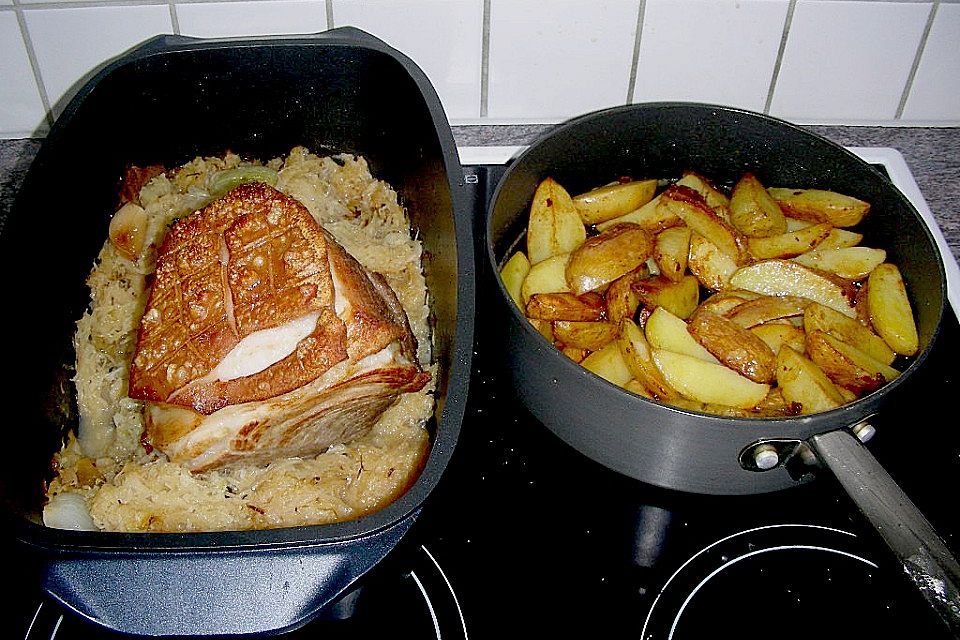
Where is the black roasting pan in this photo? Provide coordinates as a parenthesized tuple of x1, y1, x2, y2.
(0, 27, 473, 636)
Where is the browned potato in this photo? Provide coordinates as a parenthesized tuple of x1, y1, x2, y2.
(573, 178, 658, 225)
(566, 223, 654, 295)
(729, 259, 856, 317)
(604, 265, 648, 325)
(730, 173, 788, 238)
(725, 295, 810, 328)
(867, 263, 919, 356)
(792, 246, 886, 280)
(633, 274, 700, 320)
(688, 233, 739, 290)
(646, 306, 719, 363)
(554, 320, 618, 351)
(500, 250, 530, 308)
(654, 225, 692, 282)
(596, 193, 681, 233)
(746, 222, 833, 260)
(526, 292, 605, 322)
(520, 252, 571, 304)
(776, 345, 845, 414)
(698, 289, 759, 316)
(658, 185, 746, 262)
(528, 317, 555, 342)
(768, 187, 870, 228)
(652, 349, 770, 409)
(560, 345, 587, 362)
(677, 171, 731, 220)
(686, 308, 778, 383)
(527, 177, 587, 264)
(618, 318, 679, 400)
(750, 323, 807, 356)
(581, 340, 632, 386)
(816, 227, 864, 250)
(806, 330, 899, 395)
(803, 302, 895, 365)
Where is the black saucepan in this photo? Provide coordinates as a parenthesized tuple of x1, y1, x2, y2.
(485, 102, 959, 632)
(0, 28, 473, 636)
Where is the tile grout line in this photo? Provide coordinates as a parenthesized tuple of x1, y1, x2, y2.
(168, 0, 179, 34)
(479, 0, 490, 118)
(764, 0, 796, 115)
(896, 0, 938, 120)
(12, 0, 54, 132)
(324, 0, 333, 29)
(626, 0, 646, 105)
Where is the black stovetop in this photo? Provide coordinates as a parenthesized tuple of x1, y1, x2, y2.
(9, 163, 960, 639)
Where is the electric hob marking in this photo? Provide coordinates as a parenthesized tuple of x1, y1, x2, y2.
(421, 544, 469, 639)
(640, 523, 864, 639)
(410, 571, 442, 639)
(668, 545, 878, 639)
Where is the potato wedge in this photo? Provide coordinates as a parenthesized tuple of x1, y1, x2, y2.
(560, 345, 587, 363)
(652, 225, 692, 282)
(776, 346, 845, 414)
(553, 320, 618, 351)
(566, 223, 654, 295)
(803, 302, 895, 365)
(526, 177, 587, 264)
(750, 323, 807, 356)
(768, 187, 870, 228)
(633, 274, 700, 320)
(520, 252, 571, 305)
(677, 171, 731, 220)
(659, 185, 746, 262)
(730, 173, 788, 238)
(604, 265, 649, 325)
(652, 349, 770, 409)
(792, 246, 886, 280)
(729, 259, 856, 317)
(806, 330, 899, 395)
(623, 378, 655, 398)
(867, 263, 919, 356)
(618, 318, 680, 400)
(698, 290, 760, 316)
(645, 306, 719, 363)
(687, 308, 778, 383)
(500, 250, 531, 309)
(596, 193, 682, 234)
(688, 232, 739, 291)
(573, 178, 658, 225)
(816, 227, 864, 250)
(746, 222, 833, 260)
(528, 317, 555, 342)
(725, 295, 810, 328)
(581, 340, 632, 386)
(526, 292, 605, 322)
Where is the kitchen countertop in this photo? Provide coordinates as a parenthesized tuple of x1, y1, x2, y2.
(2, 125, 958, 262)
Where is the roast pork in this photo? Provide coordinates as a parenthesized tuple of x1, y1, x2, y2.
(128, 182, 430, 472)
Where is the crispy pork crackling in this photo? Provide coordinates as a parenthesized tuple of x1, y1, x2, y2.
(128, 182, 430, 472)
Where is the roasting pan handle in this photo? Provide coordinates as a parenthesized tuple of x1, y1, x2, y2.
(808, 429, 960, 635)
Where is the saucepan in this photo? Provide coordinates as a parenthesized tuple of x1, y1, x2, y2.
(0, 27, 473, 636)
(485, 102, 959, 632)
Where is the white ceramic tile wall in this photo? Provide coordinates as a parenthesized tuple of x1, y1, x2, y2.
(1, 0, 958, 138)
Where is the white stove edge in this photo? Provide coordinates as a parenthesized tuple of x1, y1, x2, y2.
(458, 145, 960, 319)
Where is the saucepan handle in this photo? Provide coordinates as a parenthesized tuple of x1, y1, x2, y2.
(807, 428, 960, 635)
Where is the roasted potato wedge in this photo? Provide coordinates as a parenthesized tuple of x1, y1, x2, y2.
(729, 259, 856, 317)
(654, 225, 692, 282)
(677, 171, 731, 220)
(746, 222, 833, 260)
(573, 178, 658, 225)
(529, 317, 555, 342)
(520, 252, 571, 305)
(768, 187, 870, 228)
(500, 250, 530, 308)
(730, 173, 788, 238)
(554, 320, 618, 351)
(792, 246, 885, 280)
(652, 349, 770, 409)
(604, 265, 649, 325)
(618, 318, 679, 400)
(688, 232, 739, 290)
(645, 306, 719, 363)
(596, 194, 681, 233)
(816, 227, 864, 250)
(581, 340, 632, 386)
(750, 323, 807, 356)
(633, 274, 700, 320)
(803, 302, 895, 365)
(658, 185, 745, 262)
(560, 345, 587, 362)
(687, 308, 778, 383)
(806, 330, 899, 395)
(725, 295, 810, 328)
(867, 263, 919, 356)
(776, 346, 845, 414)
(698, 289, 760, 316)
(566, 223, 654, 295)
(527, 177, 587, 264)
(526, 292, 605, 322)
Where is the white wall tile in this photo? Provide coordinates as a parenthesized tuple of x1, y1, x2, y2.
(901, 3, 960, 122)
(633, 0, 789, 112)
(487, 0, 639, 121)
(24, 5, 172, 118)
(770, 0, 931, 123)
(0, 12, 47, 137)
(177, 0, 327, 39)
(332, 0, 482, 121)
(0, 0, 13, 7)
